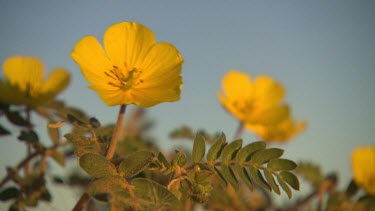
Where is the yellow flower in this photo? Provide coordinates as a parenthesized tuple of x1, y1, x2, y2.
(351, 146, 375, 195)
(0, 56, 70, 107)
(218, 70, 305, 142)
(71, 22, 184, 107)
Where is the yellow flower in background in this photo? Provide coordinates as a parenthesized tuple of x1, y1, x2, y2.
(246, 114, 306, 142)
(218, 70, 305, 142)
(71, 22, 183, 107)
(351, 146, 375, 195)
(0, 56, 70, 107)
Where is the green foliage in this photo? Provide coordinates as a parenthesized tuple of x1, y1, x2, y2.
(133, 178, 184, 211)
(79, 153, 117, 178)
(206, 133, 226, 162)
(192, 134, 205, 163)
(118, 150, 155, 178)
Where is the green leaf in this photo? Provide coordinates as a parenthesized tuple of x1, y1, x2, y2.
(235, 165, 253, 190)
(277, 174, 292, 198)
(79, 153, 117, 178)
(64, 133, 98, 156)
(17, 130, 39, 146)
(64, 133, 95, 146)
(89, 117, 101, 128)
(264, 169, 280, 194)
(132, 178, 184, 211)
(49, 150, 65, 166)
(157, 152, 171, 168)
(248, 165, 271, 192)
(47, 121, 60, 144)
(67, 113, 87, 128)
(206, 133, 226, 162)
(0, 124, 11, 136)
(345, 180, 359, 197)
(237, 141, 266, 162)
(88, 175, 127, 196)
(171, 151, 187, 167)
(279, 171, 299, 190)
(118, 150, 154, 178)
(295, 161, 323, 188)
(192, 134, 206, 163)
(220, 164, 239, 191)
(0, 187, 19, 201)
(214, 166, 227, 187)
(251, 148, 284, 166)
(221, 139, 242, 164)
(268, 159, 297, 171)
(6, 111, 30, 127)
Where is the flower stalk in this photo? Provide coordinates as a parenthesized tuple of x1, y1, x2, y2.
(106, 104, 127, 159)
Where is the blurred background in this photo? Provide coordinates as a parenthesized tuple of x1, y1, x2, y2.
(1, 0, 374, 209)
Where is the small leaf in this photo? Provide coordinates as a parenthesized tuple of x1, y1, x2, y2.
(171, 151, 187, 167)
(214, 166, 227, 187)
(18, 130, 39, 144)
(277, 175, 292, 198)
(88, 175, 127, 196)
(248, 165, 271, 192)
(237, 141, 266, 162)
(236, 165, 253, 190)
(47, 121, 60, 144)
(268, 159, 297, 171)
(157, 152, 171, 168)
(264, 169, 280, 194)
(251, 148, 284, 166)
(118, 150, 154, 178)
(192, 134, 205, 163)
(89, 117, 101, 128)
(221, 139, 242, 164)
(6, 111, 30, 127)
(64, 133, 95, 146)
(79, 153, 117, 178)
(49, 150, 65, 166)
(279, 171, 299, 190)
(0, 124, 11, 136)
(0, 187, 19, 201)
(345, 179, 359, 197)
(206, 133, 226, 162)
(67, 113, 87, 128)
(220, 165, 239, 191)
(132, 178, 184, 211)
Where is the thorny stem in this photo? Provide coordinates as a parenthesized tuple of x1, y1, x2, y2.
(106, 105, 127, 159)
(234, 121, 244, 140)
(73, 105, 127, 211)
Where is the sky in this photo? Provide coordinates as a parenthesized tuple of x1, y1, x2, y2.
(1, 0, 375, 209)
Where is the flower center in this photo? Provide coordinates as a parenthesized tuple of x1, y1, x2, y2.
(105, 65, 143, 90)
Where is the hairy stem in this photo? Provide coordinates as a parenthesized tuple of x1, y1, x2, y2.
(106, 105, 127, 159)
(234, 121, 244, 140)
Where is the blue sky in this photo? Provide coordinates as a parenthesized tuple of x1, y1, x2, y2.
(1, 0, 375, 207)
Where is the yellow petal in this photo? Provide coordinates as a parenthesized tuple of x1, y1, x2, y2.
(131, 66, 182, 107)
(217, 92, 247, 121)
(71, 36, 114, 88)
(221, 70, 253, 100)
(3, 56, 43, 92)
(40, 67, 71, 98)
(248, 104, 289, 125)
(90, 86, 134, 106)
(253, 75, 285, 108)
(118, 42, 183, 107)
(352, 146, 375, 195)
(104, 22, 156, 68)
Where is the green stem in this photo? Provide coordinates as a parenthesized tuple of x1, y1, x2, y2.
(106, 105, 127, 159)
